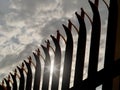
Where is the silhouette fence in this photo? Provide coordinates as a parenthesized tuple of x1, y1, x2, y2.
(0, 0, 120, 90)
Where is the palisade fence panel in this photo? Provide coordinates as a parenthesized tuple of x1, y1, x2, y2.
(0, 0, 120, 90)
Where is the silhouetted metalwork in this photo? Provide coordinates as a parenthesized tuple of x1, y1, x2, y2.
(51, 34, 61, 90)
(24, 59, 32, 90)
(33, 49, 41, 90)
(10, 69, 17, 90)
(102, 0, 119, 89)
(74, 9, 87, 88)
(0, 0, 120, 90)
(61, 25, 73, 90)
(87, 0, 101, 89)
(0, 85, 6, 90)
(4, 76, 11, 90)
(41, 43, 51, 90)
(17, 63, 25, 90)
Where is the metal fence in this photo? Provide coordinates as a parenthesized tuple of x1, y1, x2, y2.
(0, 0, 120, 90)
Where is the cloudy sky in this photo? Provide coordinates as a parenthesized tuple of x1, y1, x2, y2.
(0, 0, 109, 89)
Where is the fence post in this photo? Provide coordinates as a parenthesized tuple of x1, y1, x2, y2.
(112, 0, 120, 90)
(102, 0, 119, 89)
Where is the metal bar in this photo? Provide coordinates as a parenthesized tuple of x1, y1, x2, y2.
(87, 0, 101, 89)
(10, 72, 17, 90)
(17, 65, 25, 90)
(51, 35, 62, 90)
(24, 60, 32, 90)
(33, 50, 41, 90)
(102, 0, 119, 89)
(4, 77, 11, 90)
(70, 59, 120, 90)
(41, 45, 51, 90)
(74, 10, 87, 88)
(61, 25, 73, 90)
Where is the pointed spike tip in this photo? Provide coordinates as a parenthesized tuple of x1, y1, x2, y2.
(57, 30, 59, 32)
(24, 60, 27, 64)
(10, 72, 12, 76)
(50, 35, 53, 37)
(33, 52, 36, 56)
(41, 45, 45, 49)
(75, 12, 78, 16)
(62, 24, 68, 30)
(50, 35, 54, 38)
(75, 12, 80, 17)
(81, 8, 84, 13)
(68, 19, 71, 23)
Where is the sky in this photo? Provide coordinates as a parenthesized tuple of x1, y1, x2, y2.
(0, 0, 109, 89)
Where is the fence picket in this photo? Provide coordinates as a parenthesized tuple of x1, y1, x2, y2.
(4, 77, 11, 90)
(24, 60, 32, 90)
(10, 72, 17, 90)
(61, 25, 73, 90)
(74, 10, 87, 88)
(33, 51, 41, 90)
(51, 35, 62, 90)
(87, 1, 101, 89)
(41, 45, 51, 90)
(17, 64, 25, 90)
